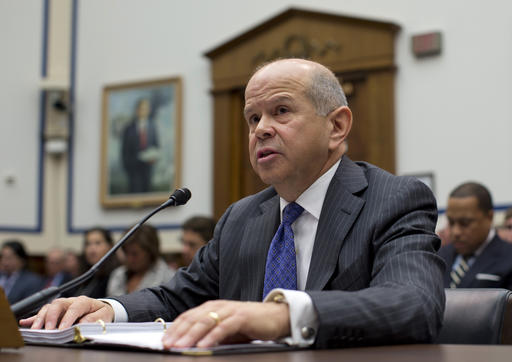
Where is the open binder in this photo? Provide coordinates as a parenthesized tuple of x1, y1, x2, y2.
(20, 319, 298, 356)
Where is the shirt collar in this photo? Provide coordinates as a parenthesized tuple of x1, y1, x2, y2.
(279, 159, 341, 220)
(473, 228, 495, 257)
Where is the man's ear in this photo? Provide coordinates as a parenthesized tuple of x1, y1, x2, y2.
(328, 106, 352, 151)
(487, 209, 494, 221)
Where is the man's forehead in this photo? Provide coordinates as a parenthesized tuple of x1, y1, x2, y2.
(448, 196, 478, 204)
(245, 73, 307, 103)
(447, 196, 487, 216)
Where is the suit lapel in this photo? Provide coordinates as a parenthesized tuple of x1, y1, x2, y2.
(459, 235, 500, 287)
(239, 195, 280, 301)
(306, 157, 367, 290)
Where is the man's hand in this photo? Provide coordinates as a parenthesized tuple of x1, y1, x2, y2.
(162, 300, 290, 349)
(18, 296, 115, 330)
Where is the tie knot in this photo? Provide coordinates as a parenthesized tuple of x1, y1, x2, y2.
(282, 202, 304, 226)
(461, 254, 473, 264)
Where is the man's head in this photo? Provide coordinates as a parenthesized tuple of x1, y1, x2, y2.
(446, 182, 494, 256)
(45, 248, 66, 277)
(1, 240, 28, 275)
(181, 216, 216, 265)
(244, 59, 352, 201)
(136, 98, 151, 120)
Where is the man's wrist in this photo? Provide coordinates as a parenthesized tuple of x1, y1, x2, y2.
(98, 298, 128, 322)
(264, 294, 291, 339)
(263, 289, 318, 346)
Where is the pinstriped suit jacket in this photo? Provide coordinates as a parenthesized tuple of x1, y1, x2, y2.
(113, 156, 446, 348)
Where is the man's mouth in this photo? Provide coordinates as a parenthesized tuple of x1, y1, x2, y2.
(257, 148, 277, 159)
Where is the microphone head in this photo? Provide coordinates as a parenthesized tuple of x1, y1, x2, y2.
(170, 188, 191, 205)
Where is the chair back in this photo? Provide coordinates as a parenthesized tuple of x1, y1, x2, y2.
(436, 288, 512, 344)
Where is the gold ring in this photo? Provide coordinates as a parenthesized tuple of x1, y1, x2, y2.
(208, 311, 221, 325)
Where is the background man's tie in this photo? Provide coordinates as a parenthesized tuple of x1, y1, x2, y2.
(262, 202, 304, 299)
(449, 256, 470, 288)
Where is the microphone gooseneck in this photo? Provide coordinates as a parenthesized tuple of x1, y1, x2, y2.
(11, 188, 192, 319)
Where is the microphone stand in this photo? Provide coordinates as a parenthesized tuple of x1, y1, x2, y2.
(11, 188, 191, 319)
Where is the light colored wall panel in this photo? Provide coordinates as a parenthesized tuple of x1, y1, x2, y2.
(0, 0, 43, 229)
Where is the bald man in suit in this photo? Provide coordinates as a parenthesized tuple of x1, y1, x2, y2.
(22, 59, 445, 349)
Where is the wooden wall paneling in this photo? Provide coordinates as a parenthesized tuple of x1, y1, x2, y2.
(341, 69, 396, 174)
(212, 91, 234, 219)
(365, 70, 396, 173)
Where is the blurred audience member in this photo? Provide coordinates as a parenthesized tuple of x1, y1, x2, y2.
(107, 224, 174, 296)
(436, 226, 451, 246)
(163, 252, 181, 271)
(43, 247, 72, 288)
(181, 216, 216, 266)
(438, 182, 512, 289)
(498, 207, 512, 243)
(63, 249, 82, 278)
(65, 227, 119, 298)
(0, 240, 43, 304)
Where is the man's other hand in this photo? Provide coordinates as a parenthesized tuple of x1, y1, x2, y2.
(18, 296, 115, 330)
(162, 300, 290, 348)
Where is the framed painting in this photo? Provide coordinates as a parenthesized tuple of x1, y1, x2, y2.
(100, 77, 182, 208)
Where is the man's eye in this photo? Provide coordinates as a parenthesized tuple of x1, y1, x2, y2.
(276, 106, 288, 114)
(249, 115, 260, 123)
(459, 219, 472, 227)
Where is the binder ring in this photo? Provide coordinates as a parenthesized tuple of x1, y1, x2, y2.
(154, 317, 167, 330)
(96, 319, 106, 334)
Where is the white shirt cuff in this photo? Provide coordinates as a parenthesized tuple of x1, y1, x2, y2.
(263, 289, 318, 347)
(99, 298, 128, 322)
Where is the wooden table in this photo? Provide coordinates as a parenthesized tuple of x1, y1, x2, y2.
(1, 344, 511, 362)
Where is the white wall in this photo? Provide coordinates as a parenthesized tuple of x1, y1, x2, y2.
(0, 0, 43, 230)
(1, 0, 511, 252)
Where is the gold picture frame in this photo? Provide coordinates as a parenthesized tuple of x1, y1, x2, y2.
(100, 77, 182, 208)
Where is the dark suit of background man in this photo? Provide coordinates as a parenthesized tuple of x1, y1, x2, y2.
(0, 240, 43, 304)
(439, 181, 512, 289)
(121, 98, 159, 193)
(23, 59, 445, 350)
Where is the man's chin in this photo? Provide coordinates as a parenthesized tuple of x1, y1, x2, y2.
(452, 243, 469, 256)
(255, 171, 281, 186)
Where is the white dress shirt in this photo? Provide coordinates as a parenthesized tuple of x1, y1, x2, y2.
(451, 228, 495, 270)
(105, 159, 341, 347)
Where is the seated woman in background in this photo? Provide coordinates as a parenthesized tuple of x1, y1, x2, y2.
(107, 224, 174, 296)
(65, 227, 119, 299)
(0, 240, 43, 304)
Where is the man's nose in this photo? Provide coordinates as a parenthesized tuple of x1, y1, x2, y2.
(254, 115, 275, 139)
(450, 224, 461, 238)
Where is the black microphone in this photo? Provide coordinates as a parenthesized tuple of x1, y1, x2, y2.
(11, 188, 192, 319)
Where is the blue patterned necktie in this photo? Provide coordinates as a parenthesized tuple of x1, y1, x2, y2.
(262, 202, 304, 299)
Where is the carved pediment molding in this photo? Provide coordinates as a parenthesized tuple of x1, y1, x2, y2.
(251, 35, 341, 65)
